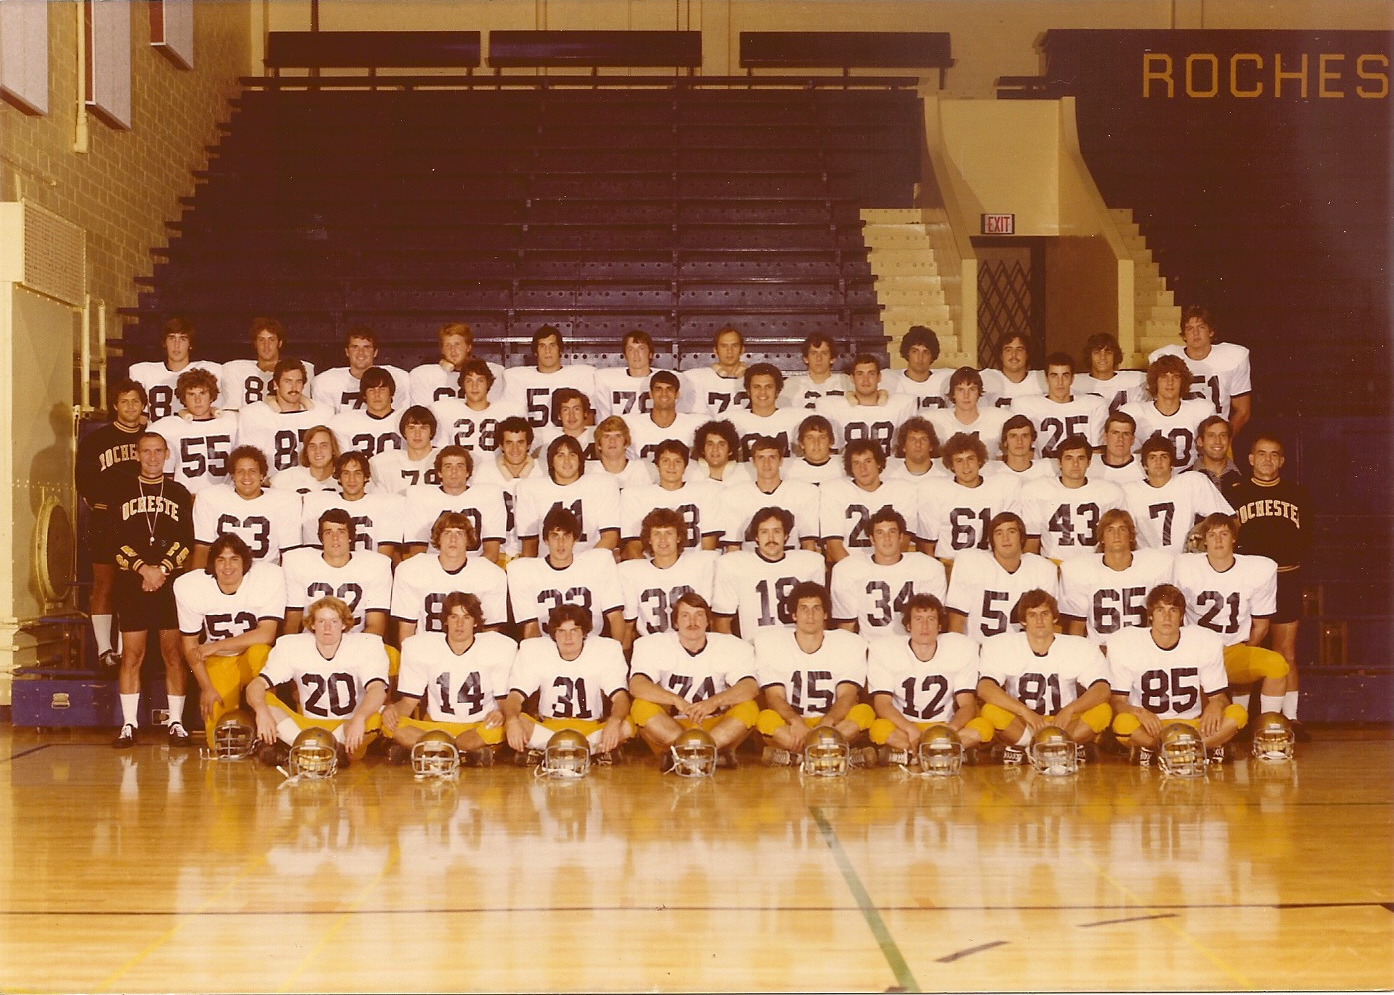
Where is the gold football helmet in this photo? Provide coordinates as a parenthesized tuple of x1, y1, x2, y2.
(916, 724, 964, 776)
(411, 729, 460, 779)
(802, 726, 850, 777)
(211, 708, 258, 760)
(540, 728, 590, 779)
(289, 727, 339, 779)
(1158, 723, 1206, 778)
(1029, 725, 1078, 777)
(671, 727, 718, 778)
(1251, 712, 1295, 763)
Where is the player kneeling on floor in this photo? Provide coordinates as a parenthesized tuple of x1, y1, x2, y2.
(383, 591, 515, 770)
(1105, 583, 1246, 768)
(502, 604, 634, 766)
(629, 592, 759, 772)
(246, 596, 391, 771)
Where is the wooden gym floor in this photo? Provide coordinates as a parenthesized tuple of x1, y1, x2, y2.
(1, 723, 1391, 993)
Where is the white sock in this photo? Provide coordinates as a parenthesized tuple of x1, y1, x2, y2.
(1260, 695, 1284, 716)
(276, 718, 301, 745)
(120, 693, 140, 729)
(92, 615, 114, 655)
(167, 695, 186, 727)
(1282, 690, 1300, 720)
(1015, 729, 1033, 748)
(1231, 692, 1251, 713)
(526, 724, 553, 752)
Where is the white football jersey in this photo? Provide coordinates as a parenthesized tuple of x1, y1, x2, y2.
(978, 368, 1045, 410)
(720, 479, 820, 549)
(816, 393, 916, 457)
(390, 553, 509, 632)
(1058, 549, 1177, 644)
(313, 365, 410, 414)
(329, 407, 404, 458)
(502, 365, 598, 429)
(620, 480, 726, 548)
(128, 360, 224, 421)
(783, 372, 848, 411)
(409, 359, 506, 407)
(866, 632, 980, 722)
(535, 426, 596, 460)
(680, 367, 748, 418)
(916, 474, 1023, 561)
(618, 550, 719, 636)
(515, 474, 620, 552)
(150, 412, 239, 494)
(192, 486, 302, 562)
(630, 630, 756, 702)
(220, 359, 316, 411)
(1094, 457, 1146, 486)
(369, 448, 440, 494)
(783, 457, 844, 486)
(431, 397, 526, 455)
(819, 478, 919, 554)
(1122, 474, 1233, 553)
(945, 548, 1059, 643)
(237, 400, 336, 474)
(622, 411, 706, 463)
(257, 631, 390, 720)
(1147, 342, 1252, 419)
(982, 458, 1057, 484)
(398, 630, 516, 723)
(711, 549, 825, 641)
(884, 458, 953, 484)
(1105, 625, 1228, 720)
(400, 484, 507, 551)
(174, 561, 286, 649)
(883, 368, 953, 414)
(269, 466, 339, 497)
(978, 631, 1110, 713)
(509, 636, 629, 722)
(506, 549, 622, 635)
(300, 492, 404, 553)
(926, 407, 1012, 461)
(280, 547, 393, 632)
(594, 366, 655, 420)
(1075, 370, 1144, 413)
(1010, 394, 1109, 457)
(830, 552, 948, 635)
(1174, 552, 1278, 646)
(469, 458, 538, 558)
(725, 407, 806, 459)
(1120, 398, 1214, 468)
(753, 628, 867, 718)
(594, 457, 655, 490)
(1021, 476, 1126, 561)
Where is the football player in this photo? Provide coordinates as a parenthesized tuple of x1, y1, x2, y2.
(618, 508, 719, 645)
(977, 589, 1112, 764)
(867, 593, 992, 764)
(1175, 512, 1289, 721)
(468, 416, 537, 561)
(109, 431, 194, 747)
(819, 439, 918, 563)
(1021, 435, 1125, 561)
(282, 509, 392, 638)
(624, 370, 704, 463)
(269, 424, 340, 496)
(391, 513, 508, 642)
(313, 326, 410, 414)
(681, 326, 749, 418)
(431, 358, 526, 460)
(884, 417, 947, 484)
(816, 353, 915, 458)
(1185, 414, 1242, 493)
(927, 367, 1011, 462)
(1059, 509, 1175, 645)
(1148, 305, 1252, 434)
(175, 533, 284, 748)
(712, 506, 825, 640)
(300, 452, 403, 560)
(383, 591, 516, 767)
(783, 414, 843, 485)
(220, 317, 315, 411)
(784, 332, 848, 410)
(831, 509, 947, 636)
(883, 325, 951, 413)
(726, 363, 804, 458)
(508, 507, 624, 641)
(945, 511, 1058, 643)
(978, 331, 1045, 410)
(916, 432, 1023, 562)
(501, 324, 597, 429)
(1074, 332, 1144, 413)
(150, 368, 239, 495)
(984, 414, 1054, 483)
(590, 416, 655, 489)
(515, 435, 620, 557)
(629, 592, 760, 767)
(691, 419, 752, 487)
(1120, 354, 1213, 468)
(1094, 409, 1145, 484)
(594, 329, 657, 419)
(1107, 583, 1246, 765)
(128, 316, 223, 422)
(370, 405, 441, 494)
(247, 595, 390, 766)
(408, 321, 506, 406)
(329, 367, 403, 458)
(191, 446, 302, 566)
(720, 436, 820, 552)
(400, 446, 505, 563)
(753, 582, 874, 766)
(502, 603, 633, 762)
(1010, 352, 1109, 458)
(236, 359, 334, 475)
(619, 439, 723, 559)
(534, 388, 596, 459)
(1121, 434, 1233, 553)
(76, 380, 148, 667)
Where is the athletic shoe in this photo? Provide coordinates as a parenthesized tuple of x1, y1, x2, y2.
(658, 751, 676, 774)
(761, 746, 794, 767)
(1133, 746, 1153, 767)
(1291, 720, 1312, 743)
(716, 749, 739, 770)
(113, 724, 137, 749)
(1207, 745, 1230, 766)
(387, 743, 412, 766)
(465, 747, 495, 768)
(335, 745, 351, 770)
(259, 741, 290, 768)
(593, 750, 616, 767)
(98, 649, 121, 669)
(878, 746, 910, 767)
(167, 722, 191, 748)
(1001, 746, 1025, 766)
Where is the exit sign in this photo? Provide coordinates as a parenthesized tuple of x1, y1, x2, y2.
(982, 213, 1015, 234)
